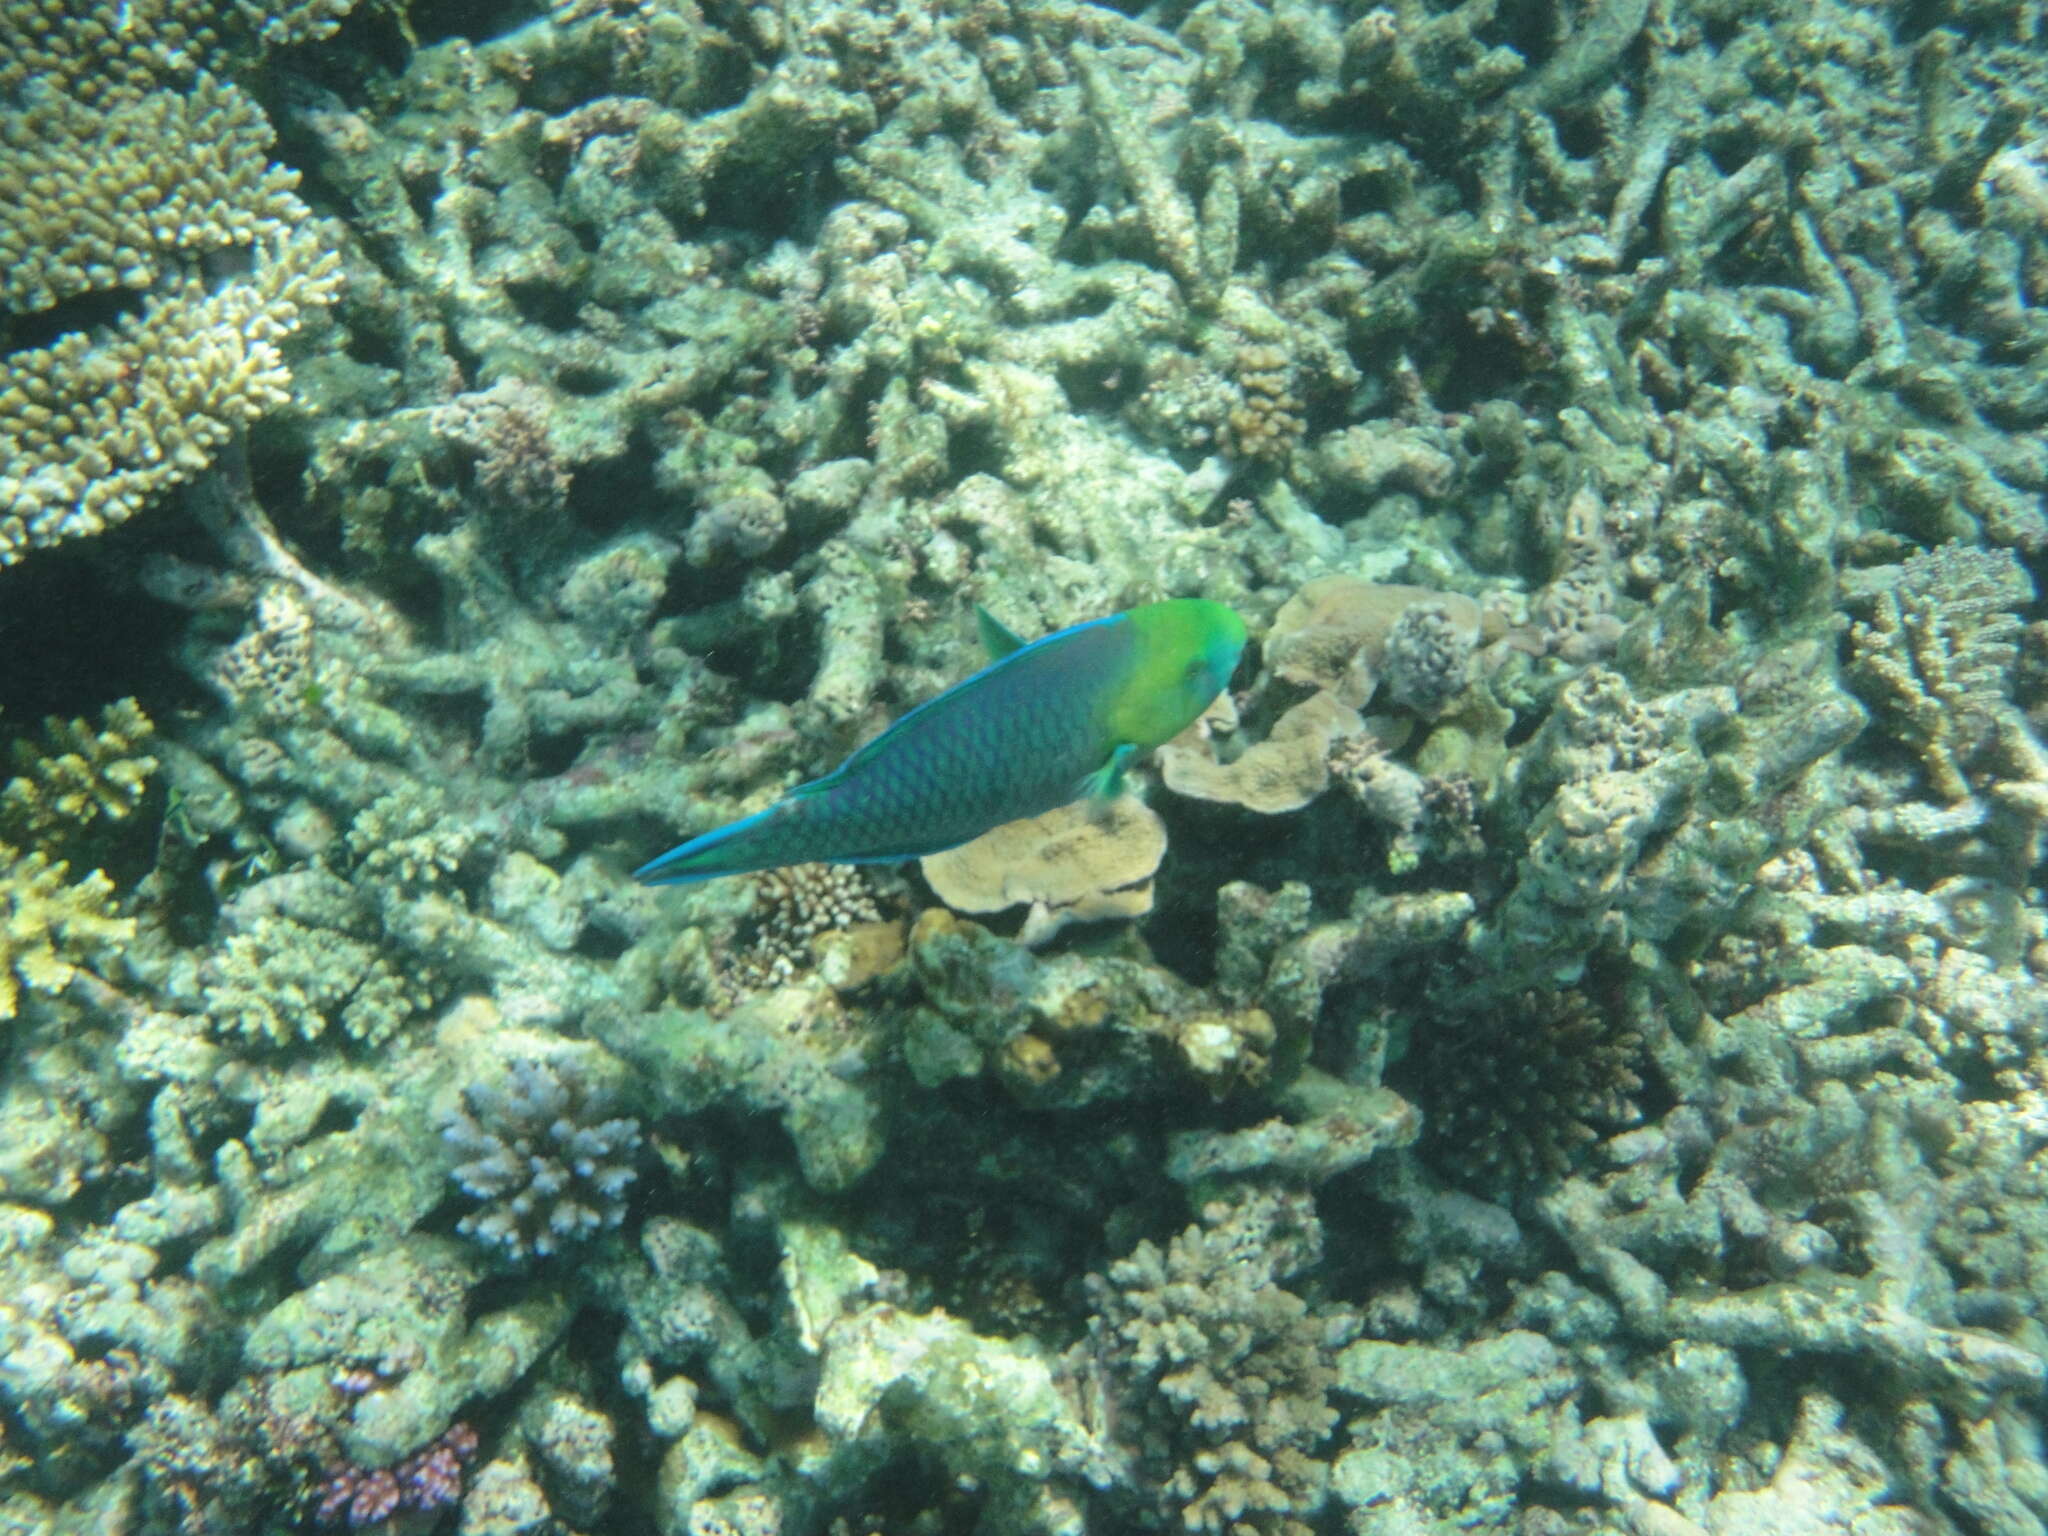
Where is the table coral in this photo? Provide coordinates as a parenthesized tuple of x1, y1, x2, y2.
(1159, 690, 1367, 815)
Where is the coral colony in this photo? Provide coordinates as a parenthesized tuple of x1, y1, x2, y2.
(4, 0, 2048, 1533)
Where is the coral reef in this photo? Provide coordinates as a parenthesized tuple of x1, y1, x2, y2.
(0, 698, 156, 847)
(920, 795, 1167, 947)
(7, 0, 2048, 1532)
(0, 34, 341, 563)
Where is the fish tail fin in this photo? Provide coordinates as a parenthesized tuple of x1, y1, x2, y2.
(632, 803, 787, 885)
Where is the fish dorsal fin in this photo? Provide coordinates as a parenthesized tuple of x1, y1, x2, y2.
(976, 605, 1029, 660)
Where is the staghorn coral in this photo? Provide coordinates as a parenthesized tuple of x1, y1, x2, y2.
(0, 841, 132, 1021)
(1847, 542, 2034, 802)
(14, 0, 2048, 1530)
(441, 1055, 642, 1261)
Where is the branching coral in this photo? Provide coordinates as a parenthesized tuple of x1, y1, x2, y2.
(10, 0, 2048, 1530)
(203, 911, 429, 1049)
(1399, 985, 1646, 1194)
(0, 223, 340, 564)
(441, 1055, 642, 1261)
(0, 74, 303, 313)
(0, 697, 156, 846)
(0, 842, 132, 1021)
(0, 0, 347, 567)
(719, 862, 887, 996)
(1086, 1189, 1353, 1536)
(0, 0, 356, 106)
(1847, 543, 2033, 802)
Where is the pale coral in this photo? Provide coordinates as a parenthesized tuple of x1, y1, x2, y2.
(920, 796, 1167, 947)
(1159, 691, 1366, 814)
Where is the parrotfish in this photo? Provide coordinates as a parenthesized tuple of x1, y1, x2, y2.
(634, 598, 1247, 885)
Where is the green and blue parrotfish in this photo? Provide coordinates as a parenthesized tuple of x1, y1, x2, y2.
(633, 598, 1247, 885)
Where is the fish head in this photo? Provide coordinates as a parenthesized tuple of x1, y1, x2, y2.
(1114, 598, 1248, 747)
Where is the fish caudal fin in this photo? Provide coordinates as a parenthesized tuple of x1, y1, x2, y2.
(632, 803, 787, 885)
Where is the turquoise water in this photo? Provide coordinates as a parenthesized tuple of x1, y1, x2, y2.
(3, 1, 2047, 1532)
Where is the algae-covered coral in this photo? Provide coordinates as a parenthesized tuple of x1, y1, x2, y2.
(7, 0, 2048, 1532)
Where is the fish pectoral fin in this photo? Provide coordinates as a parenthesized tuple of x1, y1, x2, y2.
(976, 605, 1029, 660)
(1075, 742, 1137, 801)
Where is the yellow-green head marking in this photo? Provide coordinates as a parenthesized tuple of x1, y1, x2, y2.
(1103, 599, 1248, 754)
(634, 598, 1247, 885)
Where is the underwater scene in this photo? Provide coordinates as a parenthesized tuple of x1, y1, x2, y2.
(6, 0, 2048, 1531)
